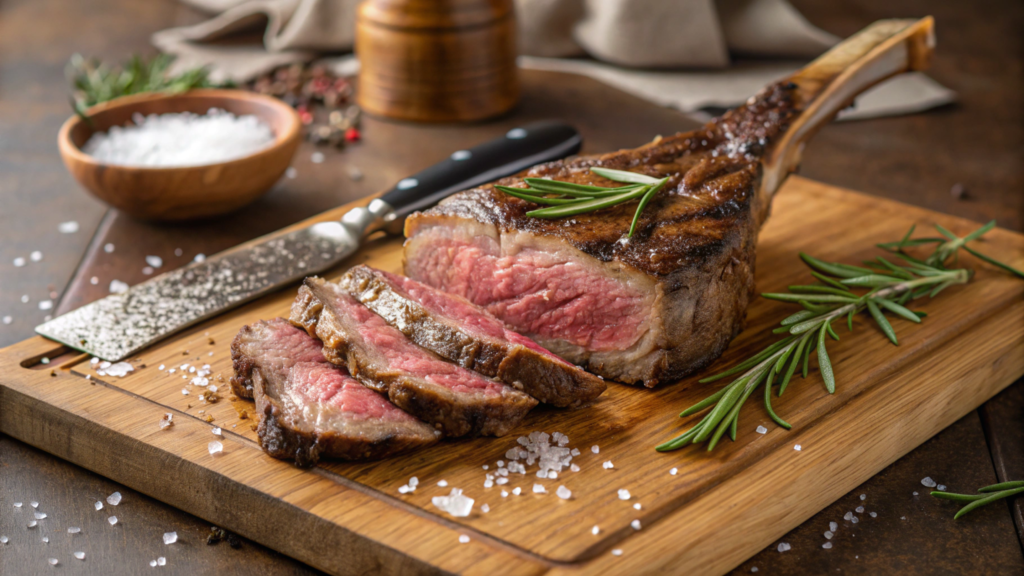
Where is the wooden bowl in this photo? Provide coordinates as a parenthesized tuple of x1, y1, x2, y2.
(58, 89, 302, 221)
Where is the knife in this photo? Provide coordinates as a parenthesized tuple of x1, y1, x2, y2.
(37, 121, 582, 361)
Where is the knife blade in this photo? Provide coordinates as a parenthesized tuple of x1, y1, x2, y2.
(37, 121, 582, 361)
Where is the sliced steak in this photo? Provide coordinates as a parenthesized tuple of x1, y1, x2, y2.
(338, 265, 606, 407)
(403, 20, 935, 386)
(290, 277, 537, 437)
(231, 318, 439, 465)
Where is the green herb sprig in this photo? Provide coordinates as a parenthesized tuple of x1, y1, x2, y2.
(496, 168, 669, 237)
(67, 54, 225, 118)
(656, 220, 1022, 453)
(931, 481, 1024, 519)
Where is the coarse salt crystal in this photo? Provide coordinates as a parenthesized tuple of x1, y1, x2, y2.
(913, 491, 918, 496)
(74, 551, 85, 560)
(437, 480, 448, 487)
(31, 501, 39, 508)
(95, 501, 103, 511)
(670, 467, 678, 476)
(2, 316, 11, 325)
(851, 517, 859, 524)
(592, 525, 600, 535)
(34, 511, 47, 519)
(937, 484, 946, 491)
(194, 254, 206, 263)
(794, 444, 802, 451)
(108, 516, 118, 525)
(163, 531, 178, 544)
(618, 489, 630, 500)
(458, 535, 470, 544)
(855, 506, 865, 513)
(39, 300, 53, 311)
(496, 477, 508, 485)
(409, 477, 419, 488)
(286, 167, 298, 179)
(830, 521, 838, 532)
(104, 243, 115, 253)
(612, 549, 623, 556)
(90, 276, 99, 285)
(13, 257, 25, 267)
(42, 536, 49, 543)
(844, 511, 854, 521)
(14, 502, 22, 508)
(556, 486, 571, 499)
(28, 520, 38, 528)
(146, 255, 163, 268)
(158, 557, 166, 566)
(481, 504, 490, 513)
(824, 531, 833, 539)
(823, 542, 833, 549)
(142, 267, 154, 275)
(533, 484, 547, 494)
(212, 427, 222, 436)
(209, 441, 223, 455)
(756, 425, 768, 434)
(501, 490, 508, 497)
(603, 461, 614, 469)
(591, 445, 600, 454)
(21, 295, 29, 303)
(483, 479, 493, 488)
(633, 503, 642, 510)
(921, 477, 937, 488)
(59, 221, 79, 233)
(512, 487, 522, 496)
(777, 542, 791, 552)
(398, 485, 410, 494)
(109, 280, 129, 294)
(49, 558, 59, 566)
(432, 488, 474, 517)
(548, 472, 558, 480)
(570, 463, 580, 472)
(68, 527, 81, 534)
(104, 362, 134, 377)
(150, 560, 157, 567)
(311, 152, 325, 164)
(482, 465, 489, 470)
(860, 494, 866, 500)
(631, 520, 642, 530)
(30, 251, 43, 262)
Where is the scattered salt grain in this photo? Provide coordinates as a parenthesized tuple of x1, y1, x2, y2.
(208, 441, 223, 455)
(74, 551, 85, 560)
(855, 506, 865, 514)
(1, 536, 10, 544)
(142, 267, 154, 275)
(497, 460, 504, 467)
(163, 531, 178, 545)
(482, 465, 489, 470)
(631, 519, 642, 530)
(49, 558, 59, 566)
(824, 531, 833, 539)
(533, 484, 547, 494)
(512, 487, 522, 496)
(14, 502, 22, 508)
(670, 467, 678, 476)
(823, 542, 833, 549)
(437, 480, 448, 487)
(409, 477, 419, 488)
(501, 490, 509, 497)
(570, 463, 580, 472)
(21, 295, 29, 303)
(777, 542, 791, 552)
(869, 512, 877, 518)
(174, 248, 183, 257)
(109, 280, 129, 294)
(146, 255, 163, 268)
(556, 486, 572, 499)
(844, 511, 854, 521)
(913, 491, 918, 496)
(30, 251, 43, 262)
(13, 257, 25, 267)
(398, 485, 411, 494)
(68, 527, 81, 534)
(860, 494, 867, 500)
(432, 488, 475, 517)
(458, 535, 470, 544)
(612, 549, 623, 556)
(633, 503, 642, 510)
(59, 221, 79, 233)
(794, 444, 802, 451)
(603, 461, 614, 469)
(212, 427, 222, 436)
(937, 484, 946, 491)
(34, 511, 47, 519)
(830, 521, 838, 531)
(481, 504, 490, 513)
(104, 362, 134, 377)
(851, 517, 859, 524)
(751, 568, 758, 573)
(42, 536, 49, 543)
(108, 516, 118, 526)
(194, 253, 206, 263)
(107, 492, 122, 506)
(591, 445, 600, 454)
(182, 389, 189, 395)
(618, 489, 630, 500)
(2, 316, 11, 325)
(104, 243, 115, 253)
(756, 425, 768, 434)
(83, 109, 275, 167)
(90, 276, 99, 285)
(921, 477, 937, 488)
(28, 521, 38, 528)
(548, 472, 558, 480)
(311, 151, 325, 164)
(95, 501, 103, 511)
(286, 167, 298, 179)
(31, 501, 39, 508)
(496, 477, 508, 485)
(150, 560, 157, 567)
(39, 300, 53, 311)
(158, 557, 167, 566)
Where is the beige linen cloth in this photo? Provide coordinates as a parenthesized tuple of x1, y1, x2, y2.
(154, 0, 954, 120)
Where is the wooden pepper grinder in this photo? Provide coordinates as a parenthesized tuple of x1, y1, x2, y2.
(356, 0, 519, 123)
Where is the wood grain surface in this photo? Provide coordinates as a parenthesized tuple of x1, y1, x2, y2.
(2, 176, 1022, 575)
(1, 0, 1022, 574)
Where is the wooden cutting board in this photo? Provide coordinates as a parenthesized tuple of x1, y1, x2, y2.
(1, 175, 1022, 576)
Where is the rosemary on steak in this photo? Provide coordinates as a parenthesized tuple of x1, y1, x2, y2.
(657, 220, 1023, 452)
(931, 481, 1024, 519)
(496, 168, 668, 237)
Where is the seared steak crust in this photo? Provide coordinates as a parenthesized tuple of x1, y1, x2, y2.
(231, 318, 439, 465)
(338, 265, 606, 407)
(290, 277, 537, 437)
(405, 82, 798, 387)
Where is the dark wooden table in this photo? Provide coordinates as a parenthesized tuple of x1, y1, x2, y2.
(1, 0, 1021, 574)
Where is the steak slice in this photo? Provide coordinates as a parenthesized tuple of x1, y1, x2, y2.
(231, 318, 439, 465)
(403, 19, 935, 386)
(338, 265, 606, 407)
(290, 277, 537, 437)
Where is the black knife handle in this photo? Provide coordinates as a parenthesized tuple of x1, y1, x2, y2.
(378, 121, 581, 222)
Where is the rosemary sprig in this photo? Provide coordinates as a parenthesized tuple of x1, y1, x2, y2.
(67, 53, 225, 117)
(656, 221, 1022, 452)
(495, 168, 668, 237)
(931, 481, 1024, 519)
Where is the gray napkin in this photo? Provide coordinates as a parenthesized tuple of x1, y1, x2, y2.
(155, 0, 954, 120)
